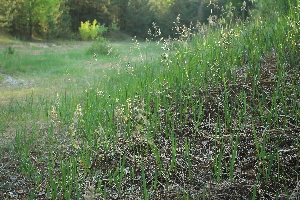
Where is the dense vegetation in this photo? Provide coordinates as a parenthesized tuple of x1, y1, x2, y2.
(0, 0, 299, 199)
(0, 0, 255, 40)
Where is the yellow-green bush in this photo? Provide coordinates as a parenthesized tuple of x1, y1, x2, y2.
(79, 19, 107, 40)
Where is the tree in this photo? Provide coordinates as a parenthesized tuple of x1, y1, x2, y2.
(111, 0, 130, 31)
(170, 0, 200, 22)
(123, 0, 153, 38)
(9, 0, 65, 40)
(170, 0, 200, 28)
(35, 0, 64, 39)
(149, 0, 175, 37)
(0, 0, 18, 29)
(68, 0, 113, 33)
(55, 0, 72, 39)
(10, 0, 34, 39)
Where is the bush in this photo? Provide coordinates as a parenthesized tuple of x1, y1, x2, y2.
(109, 19, 120, 32)
(85, 38, 118, 56)
(79, 19, 108, 41)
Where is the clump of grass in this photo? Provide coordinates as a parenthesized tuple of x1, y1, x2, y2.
(85, 38, 118, 57)
(3, 46, 15, 55)
(1, 46, 16, 69)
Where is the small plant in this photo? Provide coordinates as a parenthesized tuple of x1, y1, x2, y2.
(4, 46, 15, 55)
(85, 38, 118, 56)
(109, 18, 120, 31)
(1, 46, 15, 69)
(7, 46, 15, 55)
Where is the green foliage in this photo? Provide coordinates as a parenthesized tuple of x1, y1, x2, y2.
(0, 0, 17, 29)
(79, 19, 108, 41)
(97, 22, 109, 36)
(1, 0, 256, 40)
(36, 0, 62, 39)
(79, 20, 97, 40)
(122, 0, 153, 38)
(1, 46, 15, 69)
(4, 0, 66, 40)
(3, 46, 15, 55)
(109, 19, 120, 31)
(85, 38, 118, 56)
(1, 1, 300, 199)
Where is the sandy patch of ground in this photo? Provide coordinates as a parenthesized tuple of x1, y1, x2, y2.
(0, 73, 36, 107)
(0, 73, 34, 89)
(0, 73, 25, 85)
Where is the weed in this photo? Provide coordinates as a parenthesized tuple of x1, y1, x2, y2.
(4, 46, 15, 55)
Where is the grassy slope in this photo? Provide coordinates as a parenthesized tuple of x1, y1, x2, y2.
(0, 40, 164, 142)
(0, 28, 17, 43)
(1, 2, 299, 200)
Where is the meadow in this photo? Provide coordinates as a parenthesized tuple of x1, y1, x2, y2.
(0, 2, 299, 199)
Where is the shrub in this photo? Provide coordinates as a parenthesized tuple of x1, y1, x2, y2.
(85, 38, 118, 56)
(109, 19, 120, 32)
(97, 23, 108, 38)
(79, 19, 108, 41)
(79, 20, 92, 40)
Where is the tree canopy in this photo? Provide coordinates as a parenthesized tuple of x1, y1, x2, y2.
(0, 0, 285, 40)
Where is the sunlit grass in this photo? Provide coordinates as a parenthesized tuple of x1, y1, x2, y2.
(0, 2, 299, 199)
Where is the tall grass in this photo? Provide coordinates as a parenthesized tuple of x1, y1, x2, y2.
(1, 1, 299, 199)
